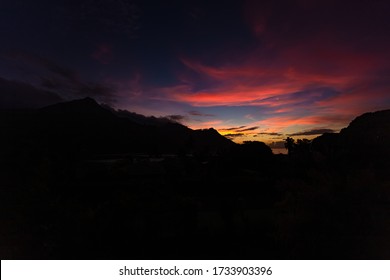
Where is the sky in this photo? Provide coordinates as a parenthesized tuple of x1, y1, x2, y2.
(1, 0, 390, 149)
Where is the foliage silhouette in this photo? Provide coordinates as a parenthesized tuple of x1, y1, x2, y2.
(284, 137, 295, 155)
(1, 99, 390, 259)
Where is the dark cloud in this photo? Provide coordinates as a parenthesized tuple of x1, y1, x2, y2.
(220, 126, 258, 133)
(40, 76, 116, 103)
(224, 133, 244, 138)
(165, 115, 186, 123)
(258, 132, 283, 136)
(222, 125, 247, 131)
(236, 126, 259, 132)
(188, 110, 215, 117)
(0, 77, 63, 109)
(78, 83, 115, 99)
(40, 77, 116, 104)
(6, 51, 78, 81)
(289, 128, 336, 136)
(4, 51, 117, 103)
(100, 105, 184, 126)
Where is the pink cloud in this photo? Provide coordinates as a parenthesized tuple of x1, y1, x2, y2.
(154, 31, 390, 126)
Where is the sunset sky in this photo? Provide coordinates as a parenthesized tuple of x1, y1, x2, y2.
(1, 0, 390, 149)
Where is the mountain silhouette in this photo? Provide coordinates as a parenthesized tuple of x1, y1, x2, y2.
(40, 97, 114, 117)
(340, 109, 390, 156)
(2, 97, 235, 158)
(312, 109, 390, 162)
(2, 99, 390, 260)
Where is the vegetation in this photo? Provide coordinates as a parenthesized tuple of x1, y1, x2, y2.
(1, 99, 390, 259)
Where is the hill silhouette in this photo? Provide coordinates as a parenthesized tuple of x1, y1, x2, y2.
(2, 97, 235, 158)
(40, 97, 114, 117)
(312, 109, 390, 164)
(340, 109, 390, 158)
(1, 100, 390, 260)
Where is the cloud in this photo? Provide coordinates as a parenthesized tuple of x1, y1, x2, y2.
(144, 0, 390, 140)
(102, 105, 184, 126)
(289, 128, 336, 136)
(0, 76, 63, 109)
(78, 83, 115, 98)
(4, 0, 390, 143)
(221, 125, 246, 131)
(224, 133, 244, 138)
(256, 115, 348, 132)
(6, 51, 79, 81)
(236, 126, 259, 132)
(216, 125, 261, 142)
(4, 51, 117, 103)
(156, 55, 363, 110)
(165, 114, 186, 123)
(188, 110, 215, 117)
(189, 120, 224, 129)
(258, 132, 283, 136)
(40, 77, 116, 104)
(152, 45, 390, 144)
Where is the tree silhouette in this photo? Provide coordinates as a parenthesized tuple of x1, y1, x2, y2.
(284, 137, 295, 155)
(296, 138, 311, 151)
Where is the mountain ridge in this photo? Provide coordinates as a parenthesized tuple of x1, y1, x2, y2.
(2, 97, 235, 157)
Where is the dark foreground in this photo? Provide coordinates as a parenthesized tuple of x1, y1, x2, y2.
(1, 100, 390, 259)
(1, 151, 390, 259)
